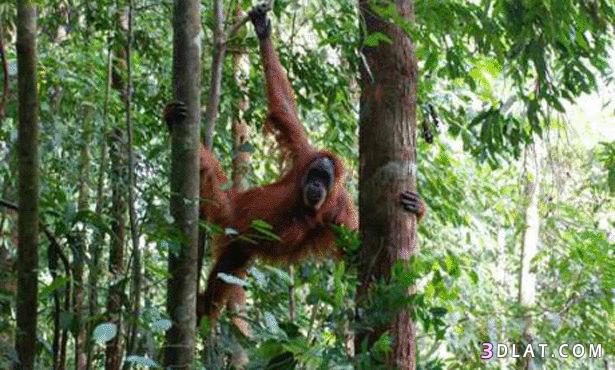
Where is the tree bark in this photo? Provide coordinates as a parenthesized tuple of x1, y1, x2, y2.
(105, 126, 127, 370)
(231, 23, 251, 193)
(74, 105, 94, 370)
(0, 25, 9, 120)
(124, 0, 143, 358)
(105, 8, 130, 369)
(356, 1, 419, 369)
(163, 0, 201, 368)
(197, 0, 225, 299)
(203, 0, 226, 149)
(86, 40, 112, 370)
(14, 1, 40, 369)
(517, 142, 541, 370)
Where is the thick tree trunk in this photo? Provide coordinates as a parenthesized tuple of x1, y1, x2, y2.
(517, 143, 541, 370)
(163, 0, 201, 367)
(356, 1, 419, 369)
(14, 1, 40, 369)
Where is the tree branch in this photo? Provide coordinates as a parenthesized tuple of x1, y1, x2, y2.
(203, 0, 275, 148)
(224, 0, 274, 42)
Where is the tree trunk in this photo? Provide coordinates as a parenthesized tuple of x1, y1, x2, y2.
(106, 8, 130, 369)
(231, 24, 251, 193)
(86, 41, 113, 370)
(105, 126, 127, 370)
(163, 0, 201, 368)
(14, 1, 39, 369)
(74, 105, 94, 370)
(124, 1, 143, 358)
(517, 142, 541, 370)
(203, 0, 226, 149)
(227, 10, 252, 367)
(197, 0, 227, 297)
(0, 25, 9, 120)
(356, 1, 419, 369)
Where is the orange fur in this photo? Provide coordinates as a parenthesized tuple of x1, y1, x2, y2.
(196, 35, 357, 326)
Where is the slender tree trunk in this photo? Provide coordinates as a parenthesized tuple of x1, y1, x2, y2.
(164, 0, 201, 367)
(356, 1, 419, 369)
(496, 228, 508, 370)
(196, 0, 227, 297)
(106, 8, 130, 369)
(0, 181, 17, 359)
(231, 23, 251, 193)
(105, 126, 127, 370)
(60, 284, 70, 369)
(517, 142, 541, 370)
(86, 40, 113, 370)
(0, 25, 9, 120)
(45, 228, 70, 370)
(226, 12, 252, 367)
(124, 1, 143, 358)
(74, 105, 94, 370)
(203, 0, 226, 149)
(14, 1, 39, 369)
(49, 248, 61, 370)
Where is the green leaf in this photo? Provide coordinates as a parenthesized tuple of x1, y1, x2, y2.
(363, 32, 393, 47)
(236, 142, 255, 153)
(608, 166, 615, 195)
(469, 270, 479, 285)
(217, 272, 248, 287)
(124, 355, 159, 368)
(151, 319, 172, 332)
(263, 311, 280, 334)
(251, 220, 281, 241)
(40, 276, 69, 299)
(199, 317, 211, 336)
(430, 307, 448, 318)
(93, 323, 117, 344)
(263, 265, 292, 284)
(224, 227, 239, 236)
(60, 311, 75, 331)
(248, 267, 267, 288)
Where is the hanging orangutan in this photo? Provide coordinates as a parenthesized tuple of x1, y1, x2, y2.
(164, 3, 426, 328)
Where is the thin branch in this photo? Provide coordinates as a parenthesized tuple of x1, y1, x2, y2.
(305, 302, 320, 344)
(0, 198, 17, 210)
(224, 0, 274, 42)
(0, 199, 70, 273)
(224, 13, 251, 42)
(42, 225, 71, 274)
(288, 266, 295, 323)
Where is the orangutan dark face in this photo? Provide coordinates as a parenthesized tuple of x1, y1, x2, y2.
(302, 157, 335, 210)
